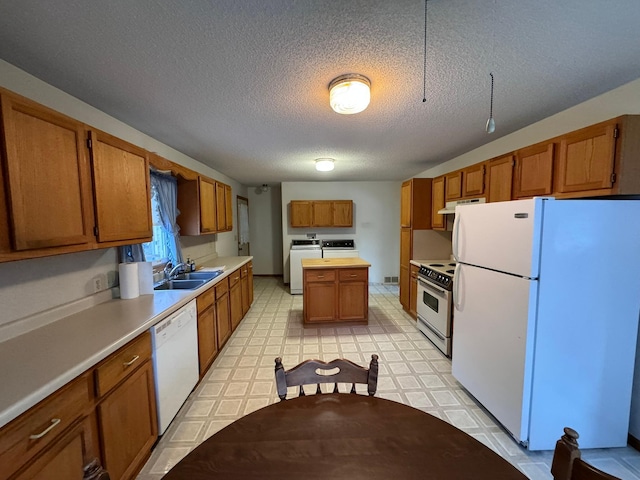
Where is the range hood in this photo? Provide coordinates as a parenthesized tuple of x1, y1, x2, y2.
(437, 197, 486, 215)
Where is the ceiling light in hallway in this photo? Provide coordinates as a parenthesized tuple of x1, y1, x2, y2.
(315, 158, 335, 172)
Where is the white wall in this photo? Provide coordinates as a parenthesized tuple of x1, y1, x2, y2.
(281, 182, 401, 284)
(416, 77, 640, 178)
(0, 60, 246, 329)
(247, 186, 283, 275)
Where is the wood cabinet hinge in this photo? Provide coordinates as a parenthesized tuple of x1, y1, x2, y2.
(610, 172, 616, 184)
(86, 138, 93, 149)
(613, 127, 619, 138)
(93, 226, 99, 236)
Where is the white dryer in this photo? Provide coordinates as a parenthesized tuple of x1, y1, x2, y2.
(321, 239, 359, 259)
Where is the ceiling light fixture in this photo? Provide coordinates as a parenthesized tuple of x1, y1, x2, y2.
(315, 158, 335, 172)
(261, 184, 269, 192)
(329, 74, 370, 114)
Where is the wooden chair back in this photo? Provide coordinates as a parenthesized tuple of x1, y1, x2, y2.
(551, 427, 621, 480)
(275, 355, 378, 401)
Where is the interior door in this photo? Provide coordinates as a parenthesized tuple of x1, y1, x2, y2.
(237, 196, 249, 256)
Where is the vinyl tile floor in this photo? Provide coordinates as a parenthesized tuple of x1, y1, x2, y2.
(137, 276, 640, 480)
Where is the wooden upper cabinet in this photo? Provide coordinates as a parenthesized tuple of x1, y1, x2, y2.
(487, 154, 514, 203)
(290, 201, 312, 227)
(461, 163, 486, 198)
(199, 177, 216, 233)
(400, 180, 412, 227)
(88, 130, 152, 243)
(0, 93, 93, 251)
(557, 120, 617, 193)
(332, 200, 353, 227)
(431, 176, 446, 230)
(311, 201, 333, 227)
(224, 184, 233, 230)
(215, 181, 226, 231)
(177, 177, 232, 235)
(445, 171, 463, 200)
(513, 141, 555, 198)
(290, 200, 353, 227)
(400, 178, 432, 230)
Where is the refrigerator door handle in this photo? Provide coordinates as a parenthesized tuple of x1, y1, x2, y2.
(453, 263, 461, 310)
(452, 213, 461, 262)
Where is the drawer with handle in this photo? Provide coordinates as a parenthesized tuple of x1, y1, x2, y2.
(304, 269, 336, 282)
(0, 373, 91, 480)
(95, 331, 152, 397)
(339, 269, 368, 282)
(228, 269, 241, 287)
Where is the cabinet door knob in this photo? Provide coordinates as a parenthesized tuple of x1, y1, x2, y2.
(29, 418, 61, 439)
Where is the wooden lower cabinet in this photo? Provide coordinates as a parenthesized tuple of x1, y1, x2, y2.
(247, 261, 254, 305)
(13, 416, 94, 480)
(97, 359, 157, 480)
(303, 266, 369, 323)
(409, 264, 419, 319)
(214, 279, 232, 349)
(305, 269, 338, 322)
(229, 269, 243, 330)
(197, 288, 218, 376)
(337, 269, 368, 321)
(0, 374, 94, 480)
(241, 264, 250, 315)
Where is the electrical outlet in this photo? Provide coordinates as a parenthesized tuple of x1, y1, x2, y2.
(93, 277, 103, 293)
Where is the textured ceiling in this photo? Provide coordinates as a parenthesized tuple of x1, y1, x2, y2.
(1, 1, 640, 186)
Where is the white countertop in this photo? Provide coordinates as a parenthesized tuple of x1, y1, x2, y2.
(0, 256, 252, 429)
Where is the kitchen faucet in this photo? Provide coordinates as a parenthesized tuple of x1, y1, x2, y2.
(164, 262, 188, 280)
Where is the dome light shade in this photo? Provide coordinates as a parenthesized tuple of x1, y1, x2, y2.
(329, 74, 370, 114)
(315, 158, 335, 172)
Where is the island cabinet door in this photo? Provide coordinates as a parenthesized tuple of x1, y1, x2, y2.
(303, 269, 337, 323)
(304, 282, 337, 322)
(338, 268, 368, 321)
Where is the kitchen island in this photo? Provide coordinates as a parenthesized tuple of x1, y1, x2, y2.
(302, 257, 371, 324)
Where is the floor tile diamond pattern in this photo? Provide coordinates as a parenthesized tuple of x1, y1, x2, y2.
(137, 277, 640, 479)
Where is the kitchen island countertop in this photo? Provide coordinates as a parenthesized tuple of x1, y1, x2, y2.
(301, 257, 371, 269)
(0, 256, 252, 429)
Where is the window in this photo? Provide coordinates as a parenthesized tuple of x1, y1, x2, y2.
(142, 182, 177, 266)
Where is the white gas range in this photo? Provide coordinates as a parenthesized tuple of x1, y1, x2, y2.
(415, 259, 456, 357)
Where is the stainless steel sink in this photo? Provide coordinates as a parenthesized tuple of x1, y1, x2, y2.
(174, 271, 223, 281)
(154, 279, 207, 290)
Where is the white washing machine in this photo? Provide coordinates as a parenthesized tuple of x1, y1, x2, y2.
(289, 240, 322, 294)
(321, 239, 359, 259)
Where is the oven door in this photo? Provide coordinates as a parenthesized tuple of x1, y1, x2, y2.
(417, 278, 451, 337)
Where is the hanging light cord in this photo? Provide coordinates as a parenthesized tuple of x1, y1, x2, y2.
(489, 72, 494, 119)
(422, 0, 428, 102)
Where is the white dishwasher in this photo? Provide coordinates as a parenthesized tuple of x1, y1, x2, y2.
(151, 299, 199, 435)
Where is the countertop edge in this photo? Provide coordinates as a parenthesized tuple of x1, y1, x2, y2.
(0, 256, 252, 429)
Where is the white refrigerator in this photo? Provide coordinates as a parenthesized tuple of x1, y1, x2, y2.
(451, 197, 640, 450)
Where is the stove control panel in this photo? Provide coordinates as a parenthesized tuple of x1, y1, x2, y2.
(418, 266, 453, 291)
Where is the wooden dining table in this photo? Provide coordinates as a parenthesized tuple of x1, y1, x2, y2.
(162, 393, 528, 479)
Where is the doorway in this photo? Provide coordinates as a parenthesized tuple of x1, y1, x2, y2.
(237, 195, 250, 255)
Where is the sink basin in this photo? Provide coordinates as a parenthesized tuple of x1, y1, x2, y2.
(174, 270, 223, 281)
(154, 279, 207, 290)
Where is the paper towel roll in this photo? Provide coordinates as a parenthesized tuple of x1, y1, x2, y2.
(119, 263, 139, 299)
(137, 261, 154, 295)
